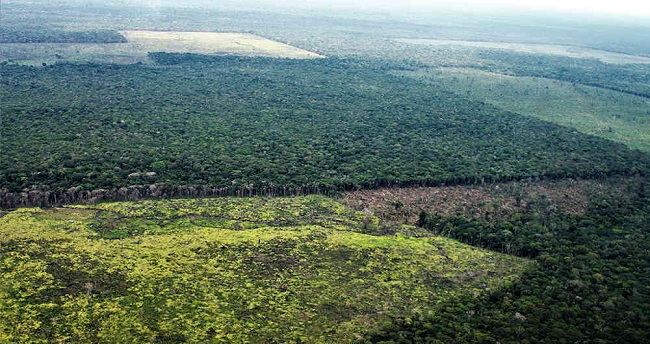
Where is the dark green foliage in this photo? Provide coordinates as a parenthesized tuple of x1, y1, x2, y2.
(475, 50, 650, 98)
(2, 2, 649, 342)
(1, 57, 647, 207)
(0, 28, 127, 44)
(367, 178, 650, 343)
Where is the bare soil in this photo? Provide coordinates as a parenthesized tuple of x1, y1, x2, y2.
(0, 31, 324, 65)
(120, 31, 324, 59)
(341, 177, 635, 225)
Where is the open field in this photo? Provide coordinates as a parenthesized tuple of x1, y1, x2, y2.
(0, 31, 323, 65)
(0, 196, 528, 342)
(120, 31, 324, 59)
(398, 39, 650, 65)
(401, 67, 650, 152)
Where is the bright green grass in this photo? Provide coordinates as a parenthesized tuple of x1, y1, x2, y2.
(404, 68, 650, 152)
(0, 196, 529, 343)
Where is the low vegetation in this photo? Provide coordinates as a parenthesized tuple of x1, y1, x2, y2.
(398, 39, 650, 65)
(121, 31, 324, 59)
(473, 50, 650, 98)
(0, 195, 528, 342)
(0, 30, 321, 65)
(403, 68, 650, 152)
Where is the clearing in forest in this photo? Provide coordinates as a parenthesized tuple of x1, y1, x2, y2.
(400, 68, 650, 152)
(342, 176, 636, 225)
(120, 31, 324, 59)
(0, 31, 323, 65)
(0, 195, 528, 342)
(398, 39, 650, 64)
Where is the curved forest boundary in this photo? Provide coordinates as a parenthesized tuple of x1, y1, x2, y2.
(401, 68, 650, 152)
(385, 43, 650, 99)
(363, 173, 650, 343)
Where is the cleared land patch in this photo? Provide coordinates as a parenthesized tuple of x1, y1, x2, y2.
(0, 31, 323, 65)
(401, 67, 650, 152)
(342, 177, 635, 225)
(0, 196, 528, 342)
(120, 31, 324, 59)
(398, 39, 650, 64)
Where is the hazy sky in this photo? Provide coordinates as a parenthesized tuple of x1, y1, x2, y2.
(105, 0, 650, 18)
(279, 0, 649, 16)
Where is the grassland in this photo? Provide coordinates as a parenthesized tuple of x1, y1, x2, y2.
(403, 68, 650, 152)
(398, 39, 650, 65)
(0, 195, 529, 343)
(0, 31, 323, 65)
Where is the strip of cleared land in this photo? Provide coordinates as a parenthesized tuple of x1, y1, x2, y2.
(120, 31, 324, 59)
(342, 177, 635, 225)
(398, 39, 650, 64)
(0, 31, 323, 65)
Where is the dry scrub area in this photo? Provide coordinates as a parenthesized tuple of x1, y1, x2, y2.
(341, 177, 635, 225)
(398, 39, 650, 65)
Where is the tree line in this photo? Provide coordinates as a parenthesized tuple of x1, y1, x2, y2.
(2, 56, 649, 209)
(0, 28, 127, 44)
(368, 176, 650, 343)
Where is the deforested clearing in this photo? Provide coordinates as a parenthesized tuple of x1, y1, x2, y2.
(0, 31, 323, 65)
(120, 31, 324, 59)
(398, 39, 650, 64)
(0, 196, 529, 342)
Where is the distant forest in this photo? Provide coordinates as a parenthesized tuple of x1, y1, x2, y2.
(0, 28, 127, 44)
(1, 3, 650, 342)
(2, 55, 648, 207)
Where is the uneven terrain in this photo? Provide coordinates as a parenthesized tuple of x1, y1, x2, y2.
(0, 196, 528, 342)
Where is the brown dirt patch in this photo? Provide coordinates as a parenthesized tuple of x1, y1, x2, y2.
(341, 177, 635, 225)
